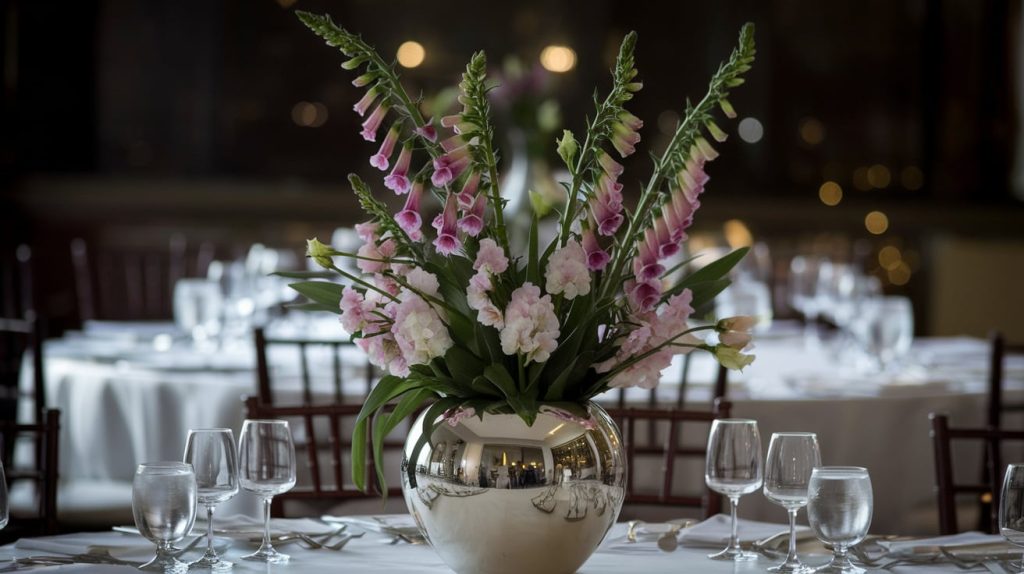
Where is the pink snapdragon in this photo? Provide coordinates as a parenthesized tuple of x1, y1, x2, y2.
(456, 172, 481, 209)
(499, 283, 560, 364)
(544, 239, 591, 300)
(369, 127, 399, 170)
(360, 103, 389, 142)
(431, 145, 472, 187)
(458, 194, 485, 237)
(474, 238, 509, 275)
(625, 277, 661, 313)
(353, 87, 379, 117)
(395, 181, 424, 241)
(415, 120, 438, 143)
(384, 144, 413, 194)
(581, 226, 610, 271)
(590, 174, 625, 236)
(432, 193, 461, 256)
(632, 228, 666, 282)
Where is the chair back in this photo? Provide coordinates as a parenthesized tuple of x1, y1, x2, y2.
(614, 356, 728, 410)
(254, 327, 375, 406)
(987, 331, 1024, 428)
(606, 399, 731, 518)
(243, 396, 401, 516)
(0, 409, 60, 538)
(70, 236, 214, 321)
(0, 315, 46, 426)
(0, 244, 34, 320)
(929, 413, 1024, 534)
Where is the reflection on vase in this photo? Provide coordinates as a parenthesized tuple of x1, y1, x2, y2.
(401, 403, 625, 574)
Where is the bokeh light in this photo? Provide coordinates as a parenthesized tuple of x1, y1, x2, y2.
(397, 41, 426, 68)
(540, 45, 576, 73)
(901, 165, 924, 190)
(738, 117, 763, 143)
(799, 117, 825, 145)
(878, 245, 902, 270)
(724, 219, 754, 248)
(865, 210, 889, 235)
(818, 181, 843, 206)
(867, 164, 891, 188)
(291, 101, 328, 127)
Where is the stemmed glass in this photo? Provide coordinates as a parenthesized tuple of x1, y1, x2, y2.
(238, 419, 296, 564)
(764, 433, 822, 572)
(999, 463, 1024, 572)
(705, 419, 763, 561)
(132, 462, 198, 573)
(184, 429, 239, 571)
(807, 467, 873, 573)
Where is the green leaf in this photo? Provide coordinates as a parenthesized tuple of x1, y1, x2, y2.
(662, 247, 748, 301)
(526, 214, 540, 285)
(688, 278, 732, 310)
(483, 364, 517, 399)
(288, 281, 345, 310)
(285, 301, 341, 315)
(371, 388, 434, 499)
(444, 346, 486, 384)
(271, 270, 335, 280)
(542, 357, 578, 401)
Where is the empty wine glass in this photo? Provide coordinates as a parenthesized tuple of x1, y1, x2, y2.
(999, 463, 1024, 572)
(807, 467, 873, 573)
(764, 433, 822, 573)
(705, 419, 763, 561)
(184, 429, 239, 571)
(238, 419, 296, 564)
(849, 296, 913, 373)
(0, 459, 8, 531)
(132, 462, 198, 573)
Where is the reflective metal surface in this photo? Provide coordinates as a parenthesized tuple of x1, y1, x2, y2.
(402, 402, 626, 574)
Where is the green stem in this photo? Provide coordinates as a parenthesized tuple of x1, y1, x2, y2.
(328, 263, 399, 303)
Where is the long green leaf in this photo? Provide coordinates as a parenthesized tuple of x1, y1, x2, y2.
(371, 388, 434, 499)
(661, 247, 748, 301)
(542, 357, 578, 401)
(526, 214, 540, 285)
(272, 270, 335, 280)
(288, 281, 346, 310)
(285, 301, 341, 314)
(407, 398, 462, 487)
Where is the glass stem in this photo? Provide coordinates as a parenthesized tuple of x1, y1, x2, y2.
(261, 497, 273, 551)
(786, 508, 799, 563)
(205, 504, 216, 557)
(729, 496, 741, 551)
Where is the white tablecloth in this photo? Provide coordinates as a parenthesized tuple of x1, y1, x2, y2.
(0, 516, 1011, 573)
(20, 321, 1024, 534)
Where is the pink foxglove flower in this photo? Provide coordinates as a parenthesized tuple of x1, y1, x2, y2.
(625, 278, 661, 313)
(394, 181, 424, 241)
(359, 103, 389, 142)
(369, 126, 399, 170)
(653, 217, 680, 259)
(473, 238, 508, 274)
(456, 172, 481, 209)
(384, 144, 413, 194)
(415, 120, 437, 142)
(391, 294, 453, 367)
(352, 72, 376, 88)
(581, 226, 610, 271)
(590, 173, 625, 236)
(431, 145, 471, 188)
(500, 283, 560, 364)
(597, 151, 624, 178)
(694, 136, 719, 161)
(545, 239, 591, 300)
(432, 194, 462, 256)
(353, 87, 379, 117)
(632, 228, 666, 282)
(611, 113, 643, 158)
(458, 194, 485, 237)
(355, 221, 379, 242)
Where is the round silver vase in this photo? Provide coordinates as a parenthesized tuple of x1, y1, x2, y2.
(402, 402, 626, 574)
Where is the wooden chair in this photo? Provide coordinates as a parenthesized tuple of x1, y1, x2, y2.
(929, 413, 1024, 534)
(0, 315, 46, 426)
(615, 355, 728, 410)
(606, 399, 731, 518)
(243, 396, 402, 517)
(0, 244, 34, 320)
(254, 327, 376, 406)
(986, 331, 1024, 429)
(70, 235, 214, 321)
(0, 409, 60, 541)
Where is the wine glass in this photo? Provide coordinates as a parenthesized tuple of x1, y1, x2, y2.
(999, 463, 1024, 572)
(238, 419, 296, 564)
(132, 462, 198, 573)
(705, 419, 763, 561)
(849, 296, 914, 373)
(184, 429, 239, 571)
(764, 433, 822, 573)
(807, 467, 873, 573)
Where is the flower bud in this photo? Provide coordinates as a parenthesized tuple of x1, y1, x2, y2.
(305, 238, 335, 270)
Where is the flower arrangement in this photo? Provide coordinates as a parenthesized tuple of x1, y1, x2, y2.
(292, 11, 757, 492)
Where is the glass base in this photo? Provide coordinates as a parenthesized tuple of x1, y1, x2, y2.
(190, 555, 233, 571)
(241, 547, 289, 564)
(139, 554, 189, 573)
(813, 556, 864, 574)
(708, 545, 759, 562)
(769, 561, 814, 573)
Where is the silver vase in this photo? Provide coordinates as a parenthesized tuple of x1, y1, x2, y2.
(401, 402, 626, 574)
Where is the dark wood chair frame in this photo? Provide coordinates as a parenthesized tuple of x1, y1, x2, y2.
(0, 315, 46, 425)
(0, 409, 60, 537)
(254, 327, 376, 406)
(930, 412, 1024, 534)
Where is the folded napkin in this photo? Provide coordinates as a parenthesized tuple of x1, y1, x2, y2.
(16, 532, 154, 561)
(878, 532, 1007, 556)
(201, 514, 338, 538)
(678, 514, 810, 549)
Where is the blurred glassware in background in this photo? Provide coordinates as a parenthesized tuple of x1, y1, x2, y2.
(849, 295, 914, 374)
(716, 273, 773, 332)
(173, 278, 223, 351)
(331, 226, 362, 277)
(788, 255, 825, 349)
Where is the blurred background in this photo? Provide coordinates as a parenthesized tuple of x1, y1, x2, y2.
(1, 0, 1022, 339)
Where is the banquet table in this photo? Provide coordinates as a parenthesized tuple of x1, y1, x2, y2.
(19, 319, 1024, 534)
(1, 515, 1018, 573)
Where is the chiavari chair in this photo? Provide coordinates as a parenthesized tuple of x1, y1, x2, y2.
(254, 327, 376, 406)
(0, 409, 60, 542)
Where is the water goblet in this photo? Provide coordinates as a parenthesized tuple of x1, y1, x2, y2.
(764, 433, 822, 573)
(807, 467, 873, 573)
(132, 462, 198, 573)
(705, 419, 763, 561)
(999, 463, 1024, 573)
(238, 419, 296, 564)
(184, 429, 239, 571)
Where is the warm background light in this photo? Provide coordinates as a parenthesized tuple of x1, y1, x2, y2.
(901, 165, 924, 190)
(818, 181, 843, 206)
(397, 40, 426, 68)
(723, 219, 753, 248)
(867, 164, 891, 188)
(291, 101, 328, 127)
(799, 117, 825, 145)
(540, 45, 576, 73)
(865, 210, 889, 235)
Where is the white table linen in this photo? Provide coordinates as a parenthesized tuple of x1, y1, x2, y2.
(19, 321, 1024, 534)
